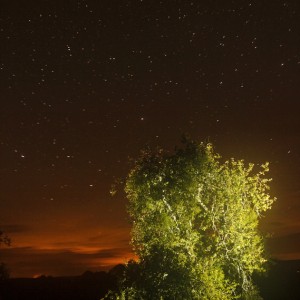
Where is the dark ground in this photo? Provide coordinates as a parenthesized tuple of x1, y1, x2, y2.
(0, 260, 299, 300)
(255, 260, 300, 300)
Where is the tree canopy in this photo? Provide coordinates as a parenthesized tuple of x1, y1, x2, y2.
(103, 140, 275, 299)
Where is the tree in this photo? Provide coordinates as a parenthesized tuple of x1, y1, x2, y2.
(0, 231, 10, 247)
(103, 140, 275, 299)
(0, 230, 10, 280)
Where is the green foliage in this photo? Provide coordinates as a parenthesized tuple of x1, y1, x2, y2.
(103, 140, 275, 299)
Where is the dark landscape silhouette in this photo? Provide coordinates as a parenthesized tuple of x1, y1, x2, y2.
(0, 260, 299, 300)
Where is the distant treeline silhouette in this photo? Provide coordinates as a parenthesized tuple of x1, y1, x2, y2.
(0, 261, 299, 300)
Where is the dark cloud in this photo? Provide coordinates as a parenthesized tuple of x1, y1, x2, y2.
(0, 224, 30, 233)
(268, 221, 285, 228)
(88, 230, 130, 243)
(1, 246, 130, 278)
(268, 232, 300, 257)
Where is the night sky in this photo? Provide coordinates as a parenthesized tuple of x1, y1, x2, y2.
(1, 0, 300, 278)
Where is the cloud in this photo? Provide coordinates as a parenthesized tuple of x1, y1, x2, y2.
(267, 232, 300, 259)
(87, 230, 131, 244)
(0, 246, 133, 278)
(0, 224, 30, 233)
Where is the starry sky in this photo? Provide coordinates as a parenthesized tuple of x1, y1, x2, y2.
(1, 0, 300, 278)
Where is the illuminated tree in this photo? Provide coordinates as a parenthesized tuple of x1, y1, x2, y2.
(103, 139, 275, 299)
